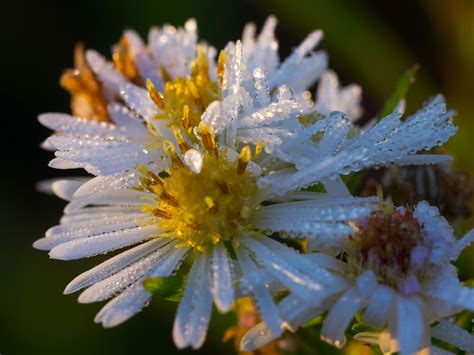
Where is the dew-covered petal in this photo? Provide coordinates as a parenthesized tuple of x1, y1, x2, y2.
(34, 212, 147, 251)
(234, 244, 282, 335)
(431, 320, 474, 353)
(64, 238, 169, 294)
(49, 225, 160, 260)
(210, 243, 234, 312)
(94, 283, 151, 328)
(321, 271, 377, 349)
(173, 252, 213, 350)
(393, 295, 429, 354)
(362, 284, 394, 329)
(78, 240, 185, 303)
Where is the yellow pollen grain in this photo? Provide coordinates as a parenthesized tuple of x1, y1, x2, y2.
(255, 143, 264, 158)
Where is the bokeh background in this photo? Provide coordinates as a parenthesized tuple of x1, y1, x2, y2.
(2, 1, 473, 354)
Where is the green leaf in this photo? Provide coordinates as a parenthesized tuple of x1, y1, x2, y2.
(377, 64, 419, 121)
(350, 322, 376, 334)
(301, 314, 325, 328)
(143, 275, 186, 302)
(455, 310, 474, 332)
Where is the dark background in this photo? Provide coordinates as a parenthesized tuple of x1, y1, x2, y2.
(1, 1, 473, 354)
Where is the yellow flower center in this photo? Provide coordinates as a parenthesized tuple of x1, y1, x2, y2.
(139, 148, 259, 252)
(146, 48, 225, 133)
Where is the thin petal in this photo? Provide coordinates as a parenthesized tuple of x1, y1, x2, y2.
(211, 243, 234, 312)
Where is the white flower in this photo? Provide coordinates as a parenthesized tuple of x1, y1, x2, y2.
(36, 23, 378, 346)
(242, 201, 474, 354)
(312, 69, 363, 121)
(36, 17, 459, 351)
(34, 145, 376, 349)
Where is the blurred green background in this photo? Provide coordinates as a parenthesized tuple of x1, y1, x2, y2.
(1, 1, 473, 354)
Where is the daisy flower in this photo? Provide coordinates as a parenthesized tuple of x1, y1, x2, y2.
(35, 17, 458, 350)
(35, 126, 376, 350)
(242, 201, 474, 354)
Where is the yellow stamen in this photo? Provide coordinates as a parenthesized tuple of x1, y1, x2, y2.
(204, 196, 218, 213)
(112, 35, 139, 82)
(150, 48, 220, 133)
(217, 50, 226, 86)
(255, 143, 264, 158)
(172, 127, 192, 153)
(146, 79, 165, 109)
(237, 146, 251, 175)
(160, 190, 179, 207)
(139, 152, 259, 251)
(163, 140, 184, 168)
(161, 66, 172, 83)
(198, 123, 218, 156)
(151, 207, 173, 219)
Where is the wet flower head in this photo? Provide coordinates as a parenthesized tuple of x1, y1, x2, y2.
(139, 144, 259, 252)
(35, 16, 467, 353)
(350, 204, 426, 292)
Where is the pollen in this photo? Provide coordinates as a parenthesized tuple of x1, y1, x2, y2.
(147, 48, 221, 132)
(139, 148, 259, 252)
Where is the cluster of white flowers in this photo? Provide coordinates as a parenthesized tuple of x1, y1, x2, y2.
(35, 16, 473, 354)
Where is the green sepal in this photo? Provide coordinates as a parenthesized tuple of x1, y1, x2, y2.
(143, 275, 186, 302)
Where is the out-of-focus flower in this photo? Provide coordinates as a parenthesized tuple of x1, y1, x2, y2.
(242, 201, 474, 354)
(59, 43, 111, 123)
(360, 162, 474, 221)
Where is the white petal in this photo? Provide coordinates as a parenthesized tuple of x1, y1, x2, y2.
(120, 82, 158, 119)
(94, 283, 151, 328)
(64, 238, 169, 294)
(48, 157, 81, 169)
(431, 320, 474, 352)
(34, 213, 148, 251)
(242, 236, 346, 303)
(211, 243, 234, 312)
(49, 225, 160, 260)
(451, 229, 474, 260)
(321, 271, 377, 348)
(362, 284, 394, 329)
(235, 244, 282, 335)
(73, 172, 140, 198)
(86, 49, 127, 93)
(78, 240, 185, 303)
(240, 322, 278, 352)
(64, 189, 150, 214)
(394, 295, 429, 354)
(173, 253, 213, 350)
